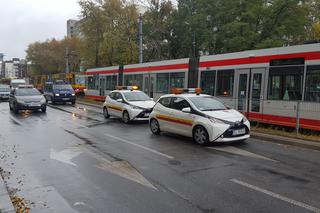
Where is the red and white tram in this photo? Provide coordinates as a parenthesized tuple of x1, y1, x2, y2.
(85, 43, 320, 131)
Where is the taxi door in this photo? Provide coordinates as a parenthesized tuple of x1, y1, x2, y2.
(168, 97, 195, 137)
(107, 92, 123, 117)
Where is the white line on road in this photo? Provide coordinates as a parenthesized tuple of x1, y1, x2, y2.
(104, 133, 174, 159)
(230, 179, 320, 213)
(208, 146, 278, 162)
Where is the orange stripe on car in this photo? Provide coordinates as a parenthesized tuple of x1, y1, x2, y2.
(156, 114, 193, 126)
(107, 105, 122, 112)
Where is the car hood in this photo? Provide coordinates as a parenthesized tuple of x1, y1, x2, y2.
(128, 100, 155, 109)
(201, 109, 244, 123)
(17, 95, 44, 102)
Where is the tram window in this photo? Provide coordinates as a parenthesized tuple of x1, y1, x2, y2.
(106, 76, 117, 90)
(156, 73, 169, 93)
(170, 72, 185, 89)
(216, 70, 234, 96)
(87, 76, 95, 90)
(124, 74, 143, 88)
(268, 67, 303, 101)
(200, 71, 215, 95)
(305, 66, 320, 102)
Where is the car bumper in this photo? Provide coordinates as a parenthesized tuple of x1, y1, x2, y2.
(17, 103, 46, 110)
(52, 96, 76, 102)
(214, 134, 250, 142)
(131, 109, 152, 120)
(0, 94, 10, 99)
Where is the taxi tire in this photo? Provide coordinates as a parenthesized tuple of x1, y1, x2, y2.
(103, 107, 110, 119)
(150, 119, 161, 135)
(193, 126, 209, 146)
(41, 107, 47, 113)
(122, 111, 130, 124)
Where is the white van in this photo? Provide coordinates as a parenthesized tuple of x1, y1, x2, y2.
(10, 79, 26, 89)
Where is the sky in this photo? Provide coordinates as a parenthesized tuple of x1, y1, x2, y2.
(0, 0, 80, 60)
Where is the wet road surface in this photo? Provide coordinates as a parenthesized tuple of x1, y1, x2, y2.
(0, 101, 320, 213)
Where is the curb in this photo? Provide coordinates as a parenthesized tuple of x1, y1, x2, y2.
(76, 100, 102, 109)
(0, 175, 15, 213)
(251, 132, 320, 151)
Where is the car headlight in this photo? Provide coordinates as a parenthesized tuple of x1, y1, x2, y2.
(55, 94, 60, 96)
(131, 105, 143, 110)
(242, 116, 248, 123)
(72, 94, 75, 96)
(208, 117, 225, 124)
(40, 97, 46, 104)
(17, 99, 25, 104)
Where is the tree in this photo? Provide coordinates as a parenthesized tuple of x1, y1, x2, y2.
(79, 0, 139, 67)
(26, 37, 83, 76)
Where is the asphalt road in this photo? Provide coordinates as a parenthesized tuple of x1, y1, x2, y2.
(0, 100, 319, 213)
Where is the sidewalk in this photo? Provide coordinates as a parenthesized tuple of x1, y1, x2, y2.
(0, 173, 15, 213)
(76, 99, 320, 151)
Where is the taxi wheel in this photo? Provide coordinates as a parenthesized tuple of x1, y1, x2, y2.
(122, 111, 130, 124)
(103, 107, 110, 119)
(193, 126, 209, 145)
(13, 104, 19, 114)
(150, 119, 161, 135)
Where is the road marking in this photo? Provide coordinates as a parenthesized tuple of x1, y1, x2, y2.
(105, 133, 174, 159)
(96, 159, 157, 190)
(208, 146, 277, 162)
(230, 179, 320, 213)
(50, 147, 83, 167)
(64, 119, 89, 129)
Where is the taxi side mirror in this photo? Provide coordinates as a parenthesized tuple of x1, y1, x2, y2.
(182, 107, 191, 113)
(116, 99, 123, 103)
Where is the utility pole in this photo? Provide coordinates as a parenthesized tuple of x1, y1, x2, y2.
(193, 31, 196, 58)
(139, 13, 143, 64)
(65, 47, 70, 73)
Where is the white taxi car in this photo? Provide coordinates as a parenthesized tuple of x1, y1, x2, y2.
(149, 88, 250, 145)
(103, 86, 155, 123)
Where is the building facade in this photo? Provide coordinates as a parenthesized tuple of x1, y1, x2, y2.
(67, 19, 81, 38)
(3, 58, 27, 78)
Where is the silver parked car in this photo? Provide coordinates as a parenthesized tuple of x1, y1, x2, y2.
(0, 84, 10, 100)
(9, 85, 47, 114)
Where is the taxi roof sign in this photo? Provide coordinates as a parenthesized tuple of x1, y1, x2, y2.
(116, 86, 139, 91)
(171, 88, 202, 95)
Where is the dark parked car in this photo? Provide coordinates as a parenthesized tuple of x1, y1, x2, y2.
(9, 85, 47, 114)
(43, 81, 76, 105)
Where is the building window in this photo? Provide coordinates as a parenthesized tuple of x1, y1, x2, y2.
(305, 65, 320, 102)
(156, 73, 169, 93)
(216, 70, 234, 96)
(200, 71, 215, 95)
(268, 67, 303, 101)
(170, 72, 185, 89)
(124, 74, 143, 89)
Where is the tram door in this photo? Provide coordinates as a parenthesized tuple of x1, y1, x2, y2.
(99, 77, 106, 97)
(249, 68, 265, 114)
(235, 69, 250, 114)
(143, 74, 156, 98)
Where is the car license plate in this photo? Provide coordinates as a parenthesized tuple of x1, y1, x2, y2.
(30, 103, 40, 107)
(62, 98, 70, 101)
(233, 128, 245, 136)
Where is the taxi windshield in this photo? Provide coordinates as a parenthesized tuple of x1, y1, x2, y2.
(123, 91, 151, 101)
(15, 88, 41, 96)
(189, 96, 227, 111)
